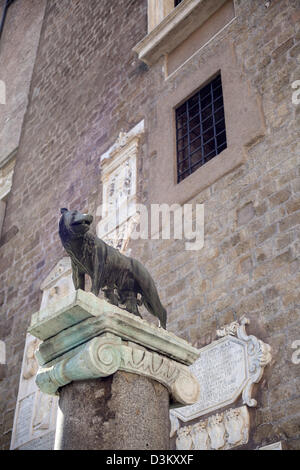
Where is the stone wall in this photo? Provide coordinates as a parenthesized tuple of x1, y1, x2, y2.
(0, 0, 46, 165)
(0, 0, 299, 450)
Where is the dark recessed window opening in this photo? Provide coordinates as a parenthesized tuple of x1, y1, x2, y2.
(175, 74, 227, 183)
(174, 0, 184, 7)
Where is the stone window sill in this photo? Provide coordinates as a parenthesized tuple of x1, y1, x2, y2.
(133, 0, 228, 66)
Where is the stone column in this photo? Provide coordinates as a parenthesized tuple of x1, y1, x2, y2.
(55, 373, 170, 450)
(28, 290, 200, 450)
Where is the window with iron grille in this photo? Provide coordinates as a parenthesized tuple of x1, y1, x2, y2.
(175, 74, 227, 183)
(174, 0, 184, 6)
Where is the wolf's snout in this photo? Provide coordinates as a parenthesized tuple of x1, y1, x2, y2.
(72, 213, 93, 225)
(83, 214, 93, 224)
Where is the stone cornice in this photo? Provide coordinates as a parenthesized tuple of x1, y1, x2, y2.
(133, 0, 227, 66)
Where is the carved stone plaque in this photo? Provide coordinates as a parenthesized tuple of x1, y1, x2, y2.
(172, 318, 271, 422)
(10, 335, 58, 450)
(174, 336, 248, 421)
(13, 394, 35, 448)
(175, 406, 250, 450)
(39, 257, 75, 311)
(97, 120, 144, 253)
(18, 431, 56, 450)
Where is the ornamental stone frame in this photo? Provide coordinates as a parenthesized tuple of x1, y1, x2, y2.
(170, 318, 272, 450)
(97, 120, 144, 253)
(171, 317, 271, 422)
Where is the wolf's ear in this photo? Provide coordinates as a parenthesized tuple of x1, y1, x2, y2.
(60, 208, 68, 214)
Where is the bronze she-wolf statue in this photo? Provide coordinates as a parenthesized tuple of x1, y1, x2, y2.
(59, 208, 167, 329)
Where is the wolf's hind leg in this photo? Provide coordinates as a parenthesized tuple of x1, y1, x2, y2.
(120, 290, 142, 318)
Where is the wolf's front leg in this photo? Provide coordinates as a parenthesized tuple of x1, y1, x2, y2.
(71, 260, 85, 290)
(91, 245, 105, 297)
(91, 268, 104, 296)
(91, 280, 100, 296)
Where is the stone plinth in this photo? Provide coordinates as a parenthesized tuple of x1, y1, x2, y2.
(29, 290, 200, 450)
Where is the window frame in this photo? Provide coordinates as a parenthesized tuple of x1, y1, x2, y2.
(146, 42, 266, 206)
(175, 73, 227, 184)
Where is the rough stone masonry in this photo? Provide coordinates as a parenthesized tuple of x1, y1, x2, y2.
(0, 0, 299, 450)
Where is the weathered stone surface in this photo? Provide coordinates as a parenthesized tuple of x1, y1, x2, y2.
(174, 406, 250, 450)
(35, 333, 200, 406)
(0, 0, 46, 165)
(1, 0, 300, 451)
(237, 203, 255, 226)
(172, 318, 271, 421)
(29, 291, 199, 448)
(30, 290, 199, 366)
(55, 372, 170, 450)
(9, 334, 58, 450)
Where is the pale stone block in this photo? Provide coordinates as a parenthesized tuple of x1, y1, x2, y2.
(148, 0, 174, 32)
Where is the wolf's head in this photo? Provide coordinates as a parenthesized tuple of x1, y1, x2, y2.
(59, 208, 93, 244)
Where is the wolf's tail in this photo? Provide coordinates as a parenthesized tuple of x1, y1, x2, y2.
(143, 297, 167, 329)
(132, 259, 167, 329)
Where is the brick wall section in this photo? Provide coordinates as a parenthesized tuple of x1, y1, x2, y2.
(0, 0, 46, 164)
(0, 0, 149, 449)
(0, 0, 299, 450)
(133, 0, 300, 450)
